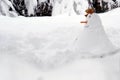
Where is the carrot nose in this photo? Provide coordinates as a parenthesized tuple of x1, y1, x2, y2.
(80, 21, 87, 24)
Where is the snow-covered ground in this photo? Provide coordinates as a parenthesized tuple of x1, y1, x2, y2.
(0, 8, 120, 80)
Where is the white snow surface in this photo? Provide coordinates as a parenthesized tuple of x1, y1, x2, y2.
(0, 8, 120, 80)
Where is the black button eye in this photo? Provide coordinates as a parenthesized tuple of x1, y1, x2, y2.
(88, 15, 91, 18)
(85, 14, 88, 17)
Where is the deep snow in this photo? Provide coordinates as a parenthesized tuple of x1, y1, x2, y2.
(0, 8, 120, 80)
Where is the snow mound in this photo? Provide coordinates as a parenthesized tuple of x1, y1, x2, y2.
(0, 8, 120, 69)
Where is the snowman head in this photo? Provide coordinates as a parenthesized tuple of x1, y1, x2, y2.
(85, 8, 95, 17)
(86, 12, 102, 28)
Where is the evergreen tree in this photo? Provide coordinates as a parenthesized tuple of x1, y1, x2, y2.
(0, 0, 120, 17)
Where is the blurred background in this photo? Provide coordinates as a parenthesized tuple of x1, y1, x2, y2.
(0, 0, 120, 17)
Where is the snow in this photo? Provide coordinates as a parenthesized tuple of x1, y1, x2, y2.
(0, 8, 120, 80)
(24, 0, 37, 16)
(0, 0, 17, 17)
(52, 0, 89, 16)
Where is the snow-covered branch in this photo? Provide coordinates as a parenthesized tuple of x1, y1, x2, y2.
(0, 0, 18, 17)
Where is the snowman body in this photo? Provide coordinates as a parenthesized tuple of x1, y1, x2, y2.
(75, 13, 116, 55)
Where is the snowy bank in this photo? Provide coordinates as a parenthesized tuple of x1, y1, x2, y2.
(0, 8, 120, 80)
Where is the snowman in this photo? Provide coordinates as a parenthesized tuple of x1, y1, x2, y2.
(75, 8, 117, 56)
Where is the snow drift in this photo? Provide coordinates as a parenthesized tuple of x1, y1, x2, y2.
(0, 8, 120, 68)
(0, 7, 120, 80)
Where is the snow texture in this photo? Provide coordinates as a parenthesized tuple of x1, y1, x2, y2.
(52, 0, 89, 16)
(0, 7, 120, 80)
(24, 0, 37, 16)
(0, 0, 17, 17)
